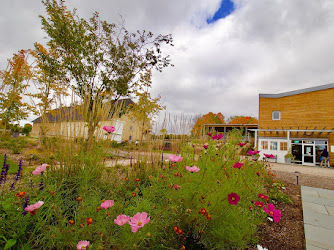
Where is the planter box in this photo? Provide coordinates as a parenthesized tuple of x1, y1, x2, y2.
(285, 158, 292, 164)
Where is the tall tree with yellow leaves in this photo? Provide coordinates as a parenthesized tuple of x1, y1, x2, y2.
(0, 50, 33, 130)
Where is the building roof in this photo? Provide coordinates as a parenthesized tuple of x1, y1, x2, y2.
(259, 83, 334, 98)
(32, 98, 134, 123)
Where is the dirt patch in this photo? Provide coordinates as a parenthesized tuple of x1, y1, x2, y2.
(255, 182, 305, 249)
(256, 168, 334, 250)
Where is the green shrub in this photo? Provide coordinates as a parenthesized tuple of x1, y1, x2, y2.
(0, 132, 285, 249)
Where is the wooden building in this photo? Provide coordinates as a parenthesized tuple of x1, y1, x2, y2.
(30, 99, 143, 142)
(254, 83, 334, 166)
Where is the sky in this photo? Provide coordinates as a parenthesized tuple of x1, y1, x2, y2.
(1, 0, 334, 126)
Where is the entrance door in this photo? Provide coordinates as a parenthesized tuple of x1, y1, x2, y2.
(303, 144, 314, 165)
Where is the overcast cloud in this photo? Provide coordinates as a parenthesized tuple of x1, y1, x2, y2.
(1, 0, 334, 124)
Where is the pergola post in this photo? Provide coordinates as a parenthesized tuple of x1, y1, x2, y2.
(254, 130, 258, 149)
(287, 130, 290, 152)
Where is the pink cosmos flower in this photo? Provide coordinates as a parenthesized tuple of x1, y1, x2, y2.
(114, 214, 130, 226)
(211, 134, 224, 140)
(207, 133, 212, 136)
(237, 143, 247, 147)
(248, 150, 260, 155)
(25, 201, 44, 212)
(129, 212, 150, 233)
(256, 172, 261, 176)
(203, 145, 208, 149)
(32, 163, 47, 175)
(77, 240, 90, 250)
(185, 166, 200, 173)
(258, 194, 269, 201)
(233, 162, 244, 169)
(103, 126, 115, 133)
(227, 193, 240, 205)
(264, 203, 282, 223)
(168, 155, 183, 163)
(255, 201, 264, 208)
(173, 184, 180, 190)
(101, 200, 114, 209)
(264, 153, 275, 159)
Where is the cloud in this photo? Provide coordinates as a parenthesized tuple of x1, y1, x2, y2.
(2, 0, 334, 124)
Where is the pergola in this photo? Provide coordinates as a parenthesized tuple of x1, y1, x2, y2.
(203, 124, 259, 138)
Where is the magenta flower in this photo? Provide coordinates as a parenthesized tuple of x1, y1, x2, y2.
(233, 162, 244, 169)
(207, 133, 212, 136)
(25, 201, 44, 212)
(255, 201, 264, 208)
(185, 166, 200, 173)
(129, 212, 150, 233)
(211, 134, 224, 140)
(256, 172, 261, 176)
(101, 200, 114, 209)
(173, 184, 180, 190)
(103, 126, 115, 133)
(248, 150, 260, 155)
(264, 203, 282, 223)
(237, 142, 247, 147)
(264, 153, 275, 159)
(203, 145, 209, 149)
(258, 194, 269, 201)
(168, 155, 183, 163)
(77, 240, 90, 250)
(227, 193, 240, 205)
(32, 163, 47, 175)
(114, 214, 130, 226)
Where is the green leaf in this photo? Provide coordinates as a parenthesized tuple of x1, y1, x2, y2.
(4, 239, 17, 249)
(1, 198, 14, 211)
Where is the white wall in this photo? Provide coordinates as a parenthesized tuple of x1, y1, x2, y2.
(258, 138, 289, 163)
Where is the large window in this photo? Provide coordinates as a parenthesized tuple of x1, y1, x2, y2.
(270, 141, 278, 150)
(261, 141, 268, 150)
(272, 111, 280, 120)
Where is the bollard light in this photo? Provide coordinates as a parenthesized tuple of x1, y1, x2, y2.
(295, 171, 301, 185)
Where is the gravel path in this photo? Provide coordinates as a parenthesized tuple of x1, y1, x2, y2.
(269, 163, 334, 190)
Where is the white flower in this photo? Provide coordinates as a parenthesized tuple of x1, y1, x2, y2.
(257, 244, 268, 250)
(267, 217, 273, 222)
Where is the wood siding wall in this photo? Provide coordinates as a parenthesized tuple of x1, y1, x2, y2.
(259, 88, 334, 159)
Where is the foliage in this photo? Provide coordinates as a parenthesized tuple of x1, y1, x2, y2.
(228, 116, 258, 124)
(0, 130, 285, 249)
(0, 50, 33, 128)
(35, 0, 173, 149)
(284, 153, 294, 159)
(21, 124, 32, 136)
(3, 138, 27, 155)
(130, 87, 165, 142)
(192, 112, 225, 136)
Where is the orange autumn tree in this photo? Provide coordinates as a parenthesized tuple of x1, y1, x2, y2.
(192, 112, 225, 136)
(228, 116, 258, 124)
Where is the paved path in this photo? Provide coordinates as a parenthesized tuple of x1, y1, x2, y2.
(301, 186, 334, 250)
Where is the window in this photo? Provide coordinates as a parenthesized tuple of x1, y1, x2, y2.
(272, 111, 280, 120)
(261, 141, 268, 150)
(270, 141, 278, 150)
(280, 142, 287, 151)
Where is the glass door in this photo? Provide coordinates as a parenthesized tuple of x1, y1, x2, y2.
(303, 144, 314, 165)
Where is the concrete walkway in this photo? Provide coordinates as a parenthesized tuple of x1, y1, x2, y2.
(301, 186, 334, 250)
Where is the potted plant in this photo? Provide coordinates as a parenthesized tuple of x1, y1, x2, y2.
(284, 153, 294, 164)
